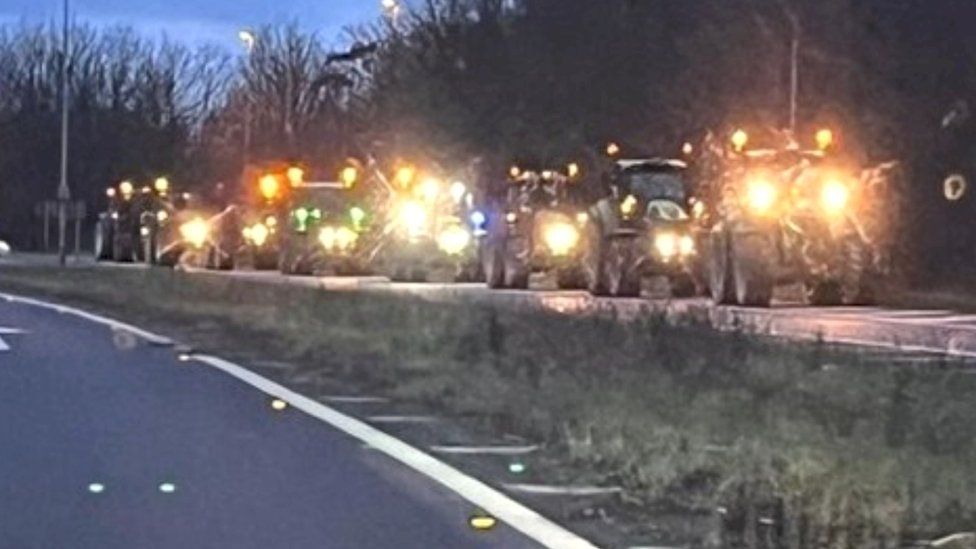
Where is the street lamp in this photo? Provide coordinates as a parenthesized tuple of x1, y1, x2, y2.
(238, 29, 255, 52)
(57, 0, 71, 266)
(381, 0, 401, 22)
(238, 29, 255, 167)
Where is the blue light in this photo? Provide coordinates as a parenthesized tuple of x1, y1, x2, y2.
(470, 211, 487, 227)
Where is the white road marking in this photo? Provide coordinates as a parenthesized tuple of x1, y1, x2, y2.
(320, 395, 390, 404)
(367, 415, 439, 424)
(1, 295, 172, 346)
(1, 292, 597, 549)
(430, 445, 540, 456)
(503, 484, 623, 497)
(0, 326, 26, 352)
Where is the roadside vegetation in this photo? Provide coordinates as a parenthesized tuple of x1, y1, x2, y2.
(2, 264, 974, 547)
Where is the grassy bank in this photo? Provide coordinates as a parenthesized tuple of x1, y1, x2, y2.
(2, 264, 974, 547)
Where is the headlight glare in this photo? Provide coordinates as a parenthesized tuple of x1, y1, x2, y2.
(821, 180, 849, 214)
(543, 222, 579, 256)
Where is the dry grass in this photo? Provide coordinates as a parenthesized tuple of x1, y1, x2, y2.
(2, 264, 975, 546)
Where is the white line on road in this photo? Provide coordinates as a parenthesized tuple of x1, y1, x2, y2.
(430, 445, 540, 456)
(367, 415, 439, 424)
(503, 484, 623, 497)
(2, 294, 172, 346)
(320, 395, 390, 404)
(0, 326, 26, 352)
(1, 292, 597, 549)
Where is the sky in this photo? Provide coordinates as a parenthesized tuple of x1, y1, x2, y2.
(0, 0, 384, 50)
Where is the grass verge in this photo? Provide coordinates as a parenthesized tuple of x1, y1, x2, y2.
(2, 264, 975, 547)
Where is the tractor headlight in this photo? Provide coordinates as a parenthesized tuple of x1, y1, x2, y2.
(820, 179, 849, 215)
(399, 201, 428, 235)
(335, 226, 358, 250)
(449, 181, 467, 203)
(654, 232, 678, 259)
(543, 222, 580, 257)
(156, 210, 169, 222)
(620, 195, 638, 218)
(319, 226, 359, 251)
(179, 218, 209, 249)
(249, 223, 270, 247)
(437, 226, 471, 255)
(745, 178, 777, 214)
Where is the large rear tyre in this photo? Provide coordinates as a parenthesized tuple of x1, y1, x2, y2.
(582, 224, 609, 296)
(669, 273, 697, 298)
(840, 236, 875, 305)
(707, 229, 736, 305)
(503, 255, 529, 290)
(112, 236, 134, 263)
(730, 232, 774, 307)
(484, 243, 505, 289)
(555, 265, 586, 290)
(604, 237, 641, 298)
(94, 222, 112, 261)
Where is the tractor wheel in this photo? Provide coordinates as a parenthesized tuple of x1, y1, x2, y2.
(555, 265, 586, 290)
(669, 273, 698, 298)
(503, 252, 529, 290)
(253, 251, 278, 271)
(143, 231, 158, 266)
(207, 246, 234, 271)
(807, 280, 842, 306)
(410, 268, 429, 283)
(94, 222, 112, 261)
(839, 236, 875, 305)
(729, 231, 774, 307)
(604, 237, 641, 298)
(582, 223, 609, 296)
(483, 243, 505, 289)
(707, 229, 736, 305)
(112, 236, 134, 263)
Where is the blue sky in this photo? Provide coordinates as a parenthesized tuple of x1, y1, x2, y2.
(0, 0, 383, 49)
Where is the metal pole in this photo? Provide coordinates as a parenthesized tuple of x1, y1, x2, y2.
(74, 203, 81, 255)
(57, 0, 71, 266)
(788, 17, 800, 133)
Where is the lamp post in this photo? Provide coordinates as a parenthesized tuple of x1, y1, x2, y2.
(238, 29, 255, 166)
(381, 0, 401, 24)
(57, 0, 71, 266)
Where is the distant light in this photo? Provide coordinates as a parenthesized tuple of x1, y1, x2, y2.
(508, 462, 526, 474)
(88, 483, 105, 494)
(177, 353, 192, 362)
(469, 514, 497, 531)
(470, 210, 486, 227)
(606, 142, 620, 156)
(271, 399, 288, 411)
(158, 482, 176, 494)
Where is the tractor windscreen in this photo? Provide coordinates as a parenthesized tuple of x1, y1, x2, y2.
(624, 171, 687, 203)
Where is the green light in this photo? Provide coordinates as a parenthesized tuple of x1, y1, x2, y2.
(294, 208, 309, 223)
(508, 462, 526, 474)
(311, 208, 322, 220)
(350, 206, 366, 224)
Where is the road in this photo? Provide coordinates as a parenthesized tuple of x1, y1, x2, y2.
(189, 268, 976, 359)
(0, 297, 553, 549)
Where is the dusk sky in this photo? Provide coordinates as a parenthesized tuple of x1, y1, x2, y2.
(0, 0, 384, 49)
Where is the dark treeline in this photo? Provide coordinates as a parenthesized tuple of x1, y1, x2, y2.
(1, 0, 975, 281)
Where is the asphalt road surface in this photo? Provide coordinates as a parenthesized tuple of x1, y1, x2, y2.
(0, 298, 542, 549)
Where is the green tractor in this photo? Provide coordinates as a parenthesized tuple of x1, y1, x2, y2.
(481, 167, 590, 290)
(583, 158, 700, 298)
(700, 129, 878, 307)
